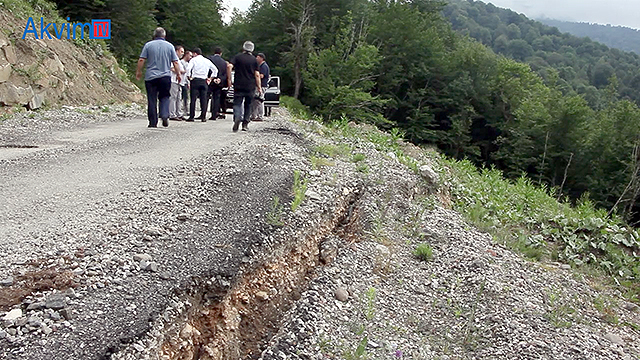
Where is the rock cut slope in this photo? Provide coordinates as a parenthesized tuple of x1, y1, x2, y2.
(0, 7, 141, 112)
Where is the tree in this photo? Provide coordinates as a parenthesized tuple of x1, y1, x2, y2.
(281, 0, 315, 99)
(156, 0, 224, 53)
(304, 14, 386, 124)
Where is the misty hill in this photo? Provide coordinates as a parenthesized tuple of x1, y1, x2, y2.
(443, 0, 640, 108)
(538, 19, 640, 55)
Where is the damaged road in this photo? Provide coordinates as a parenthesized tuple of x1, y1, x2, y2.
(0, 106, 319, 359)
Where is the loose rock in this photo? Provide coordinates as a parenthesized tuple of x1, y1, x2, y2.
(3, 308, 22, 321)
(335, 288, 349, 302)
(134, 253, 152, 262)
(256, 291, 269, 301)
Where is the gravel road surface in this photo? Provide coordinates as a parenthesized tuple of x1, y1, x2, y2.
(0, 106, 305, 359)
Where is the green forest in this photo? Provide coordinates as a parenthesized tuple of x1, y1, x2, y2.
(27, 0, 640, 226)
(540, 19, 640, 55)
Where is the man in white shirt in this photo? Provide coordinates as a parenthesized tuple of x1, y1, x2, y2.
(180, 50, 192, 119)
(169, 45, 186, 120)
(185, 48, 219, 122)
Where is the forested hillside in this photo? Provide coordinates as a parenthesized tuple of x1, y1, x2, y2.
(540, 19, 640, 55)
(443, 0, 640, 108)
(30, 0, 640, 225)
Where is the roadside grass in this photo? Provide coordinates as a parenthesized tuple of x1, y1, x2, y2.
(282, 102, 640, 301)
(281, 96, 312, 119)
(445, 159, 640, 299)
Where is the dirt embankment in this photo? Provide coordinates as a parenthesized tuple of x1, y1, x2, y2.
(0, 8, 142, 113)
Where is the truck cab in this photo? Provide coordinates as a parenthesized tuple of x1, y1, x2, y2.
(224, 74, 280, 117)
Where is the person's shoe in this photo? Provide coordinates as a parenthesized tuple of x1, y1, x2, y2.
(208, 116, 216, 120)
(162, 118, 169, 127)
(232, 121, 240, 132)
(185, 118, 194, 122)
(241, 123, 248, 131)
(253, 117, 263, 122)
(201, 118, 207, 122)
(217, 114, 225, 119)
(148, 124, 157, 128)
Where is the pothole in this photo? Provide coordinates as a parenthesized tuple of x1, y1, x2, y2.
(0, 144, 39, 148)
(156, 188, 363, 360)
(258, 127, 303, 139)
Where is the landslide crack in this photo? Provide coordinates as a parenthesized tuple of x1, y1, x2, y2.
(158, 188, 363, 360)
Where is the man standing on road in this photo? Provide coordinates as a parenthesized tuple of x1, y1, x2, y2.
(136, 27, 181, 128)
(227, 41, 261, 132)
(185, 48, 219, 122)
(169, 45, 186, 120)
(180, 50, 192, 119)
(208, 47, 228, 120)
(251, 53, 270, 122)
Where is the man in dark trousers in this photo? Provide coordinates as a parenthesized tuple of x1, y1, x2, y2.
(136, 27, 181, 128)
(208, 47, 228, 120)
(185, 48, 219, 122)
(227, 41, 261, 132)
(251, 53, 270, 121)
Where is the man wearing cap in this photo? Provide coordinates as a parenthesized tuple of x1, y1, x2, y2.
(136, 27, 181, 128)
(227, 41, 261, 132)
(251, 53, 270, 121)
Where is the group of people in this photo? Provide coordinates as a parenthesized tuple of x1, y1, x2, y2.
(136, 27, 270, 132)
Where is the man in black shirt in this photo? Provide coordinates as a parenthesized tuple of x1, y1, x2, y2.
(227, 41, 262, 132)
(208, 47, 228, 120)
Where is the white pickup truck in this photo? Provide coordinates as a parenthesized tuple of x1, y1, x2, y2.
(224, 75, 281, 117)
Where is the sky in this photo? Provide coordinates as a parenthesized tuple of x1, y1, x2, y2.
(485, 0, 640, 29)
(223, 0, 640, 30)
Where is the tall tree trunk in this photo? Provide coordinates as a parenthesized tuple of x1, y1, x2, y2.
(287, 0, 314, 99)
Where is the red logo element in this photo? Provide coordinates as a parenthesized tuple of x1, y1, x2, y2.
(91, 20, 110, 39)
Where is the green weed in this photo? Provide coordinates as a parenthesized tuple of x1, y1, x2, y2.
(310, 155, 335, 169)
(352, 153, 366, 162)
(314, 143, 351, 158)
(413, 243, 433, 261)
(266, 196, 285, 226)
(343, 336, 368, 360)
(356, 163, 369, 173)
(365, 287, 376, 320)
(291, 170, 308, 211)
(544, 289, 576, 328)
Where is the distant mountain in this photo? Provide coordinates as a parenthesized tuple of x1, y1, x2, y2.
(443, 0, 640, 108)
(539, 19, 640, 54)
